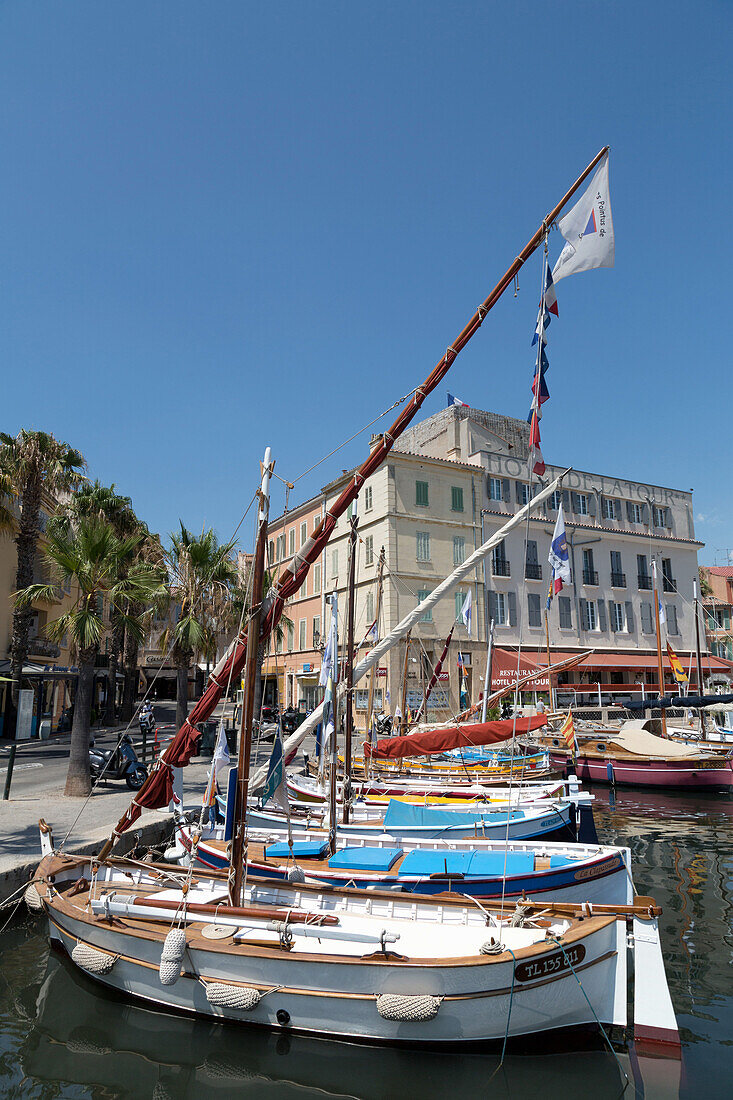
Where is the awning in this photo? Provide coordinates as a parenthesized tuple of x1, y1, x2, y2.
(518, 649, 733, 675)
(491, 648, 549, 690)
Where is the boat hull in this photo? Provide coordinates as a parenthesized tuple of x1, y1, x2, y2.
(550, 751, 733, 790)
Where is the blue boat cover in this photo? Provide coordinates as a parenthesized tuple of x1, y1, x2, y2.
(397, 849, 535, 878)
(328, 846, 403, 872)
(383, 800, 525, 830)
(549, 854, 582, 868)
(265, 840, 330, 859)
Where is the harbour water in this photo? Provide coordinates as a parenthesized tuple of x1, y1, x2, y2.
(1, 786, 731, 1099)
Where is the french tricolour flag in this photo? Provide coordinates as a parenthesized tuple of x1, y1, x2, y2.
(448, 393, 470, 408)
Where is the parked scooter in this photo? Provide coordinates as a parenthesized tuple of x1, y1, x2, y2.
(89, 733, 148, 790)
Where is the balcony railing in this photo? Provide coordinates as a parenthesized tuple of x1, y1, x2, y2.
(663, 576, 676, 593)
(638, 574, 652, 590)
(525, 562, 542, 580)
(610, 571, 626, 587)
(492, 559, 511, 577)
(582, 569, 598, 586)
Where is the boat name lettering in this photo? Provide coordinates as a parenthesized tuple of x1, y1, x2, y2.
(514, 944, 586, 983)
(574, 857, 619, 882)
(692, 760, 728, 770)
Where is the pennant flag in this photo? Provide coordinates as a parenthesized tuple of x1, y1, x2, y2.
(548, 503, 571, 594)
(528, 262, 558, 476)
(667, 642, 689, 685)
(320, 593, 339, 756)
(458, 653, 469, 711)
(559, 710, 575, 747)
(448, 393, 470, 408)
(461, 589, 472, 636)
(528, 409, 545, 476)
(552, 152, 614, 282)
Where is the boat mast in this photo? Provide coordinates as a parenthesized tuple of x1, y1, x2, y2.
(481, 619, 495, 723)
(342, 505, 358, 824)
(399, 631, 412, 734)
(229, 447, 272, 906)
(693, 576, 706, 733)
(364, 546, 386, 770)
(652, 557, 669, 738)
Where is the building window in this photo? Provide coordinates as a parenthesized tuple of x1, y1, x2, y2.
(520, 483, 532, 506)
(558, 596, 572, 629)
(268, 539, 274, 563)
(300, 522, 307, 546)
(492, 541, 510, 577)
(451, 486, 464, 512)
(611, 602, 626, 632)
(586, 600, 597, 631)
(602, 497, 615, 521)
(287, 623, 294, 652)
(313, 616, 321, 647)
(364, 486, 373, 511)
(417, 589, 432, 621)
(298, 620, 306, 650)
(628, 501, 643, 524)
(582, 548, 598, 585)
(667, 604, 679, 634)
(289, 529, 295, 556)
(277, 534, 285, 560)
(495, 592, 507, 625)
(331, 549, 338, 577)
(575, 493, 588, 516)
(276, 631, 283, 654)
(528, 593, 541, 628)
(366, 591, 374, 622)
(652, 505, 665, 528)
(637, 554, 652, 589)
(548, 490, 561, 510)
(313, 564, 321, 594)
(416, 531, 431, 562)
(416, 480, 429, 507)
(488, 477, 503, 502)
(365, 535, 374, 565)
(610, 551, 625, 587)
(525, 540, 541, 580)
(662, 558, 675, 592)
(453, 536, 465, 565)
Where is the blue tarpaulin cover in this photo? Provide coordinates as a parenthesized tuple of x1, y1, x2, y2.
(327, 846, 403, 872)
(383, 800, 524, 830)
(397, 849, 535, 877)
(265, 840, 330, 859)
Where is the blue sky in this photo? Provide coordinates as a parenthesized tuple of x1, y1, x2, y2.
(1, 2, 730, 563)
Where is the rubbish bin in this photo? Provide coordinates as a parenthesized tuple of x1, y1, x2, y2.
(225, 726, 238, 755)
(39, 719, 51, 741)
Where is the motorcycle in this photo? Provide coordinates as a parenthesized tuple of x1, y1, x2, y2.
(89, 733, 148, 790)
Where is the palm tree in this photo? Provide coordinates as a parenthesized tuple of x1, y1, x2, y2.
(163, 525, 238, 733)
(16, 519, 167, 796)
(226, 567, 292, 711)
(0, 430, 85, 727)
(51, 480, 146, 725)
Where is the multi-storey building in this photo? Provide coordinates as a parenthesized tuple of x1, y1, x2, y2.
(701, 568, 733, 688)
(260, 405, 733, 720)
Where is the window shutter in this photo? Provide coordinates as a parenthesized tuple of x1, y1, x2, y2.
(559, 596, 572, 629)
(665, 507, 674, 531)
(562, 490, 570, 511)
(608, 600, 617, 632)
(515, 482, 523, 505)
(640, 602, 653, 634)
(625, 601, 635, 633)
(508, 591, 517, 627)
(625, 501, 634, 522)
(668, 604, 678, 634)
(588, 494, 597, 517)
(614, 499, 622, 522)
(502, 479, 511, 504)
(571, 492, 579, 513)
(528, 593, 540, 627)
(641, 503, 650, 525)
(597, 599, 607, 632)
(526, 540, 538, 565)
(488, 590, 498, 623)
(580, 598, 589, 631)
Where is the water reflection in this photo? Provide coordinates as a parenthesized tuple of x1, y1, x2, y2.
(2, 786, 732, 1099)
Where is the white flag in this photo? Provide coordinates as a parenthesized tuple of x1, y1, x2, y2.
(212, 721, 230, 778)
(652, 560, 666, 624)
(552, 153, 614, 282)
(461, 589, 472, 636)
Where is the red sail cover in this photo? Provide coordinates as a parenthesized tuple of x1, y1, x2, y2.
(364, 714, 548, 760)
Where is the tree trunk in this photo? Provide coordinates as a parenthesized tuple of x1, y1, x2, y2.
(65, 650, 95, 797)
(121, 607, 141, 722)
(175, 652, 190, 733)
(10, 473, 42, 725)
(104, 613, 124, 726)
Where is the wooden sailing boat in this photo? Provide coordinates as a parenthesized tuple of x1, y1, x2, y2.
(34, 149, 679, 1052)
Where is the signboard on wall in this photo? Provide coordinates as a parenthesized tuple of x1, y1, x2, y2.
(407, 689, 450, 712)
(17, 689, 34, 741)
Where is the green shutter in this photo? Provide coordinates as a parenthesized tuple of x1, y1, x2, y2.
(416, 480, 429, 507)
(451, 486, 464, 512)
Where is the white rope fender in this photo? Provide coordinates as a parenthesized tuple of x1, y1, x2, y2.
(376, 993, 442, 1022)
(71, 942, 118, 975)
(159, 928, 187, 986)
(204, 983, 261, 1011)
(24, 883, 43, 912)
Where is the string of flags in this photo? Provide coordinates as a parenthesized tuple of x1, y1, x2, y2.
(527, 151, 614, 480)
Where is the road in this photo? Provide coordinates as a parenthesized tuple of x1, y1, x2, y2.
(0, 702, 180, 799)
